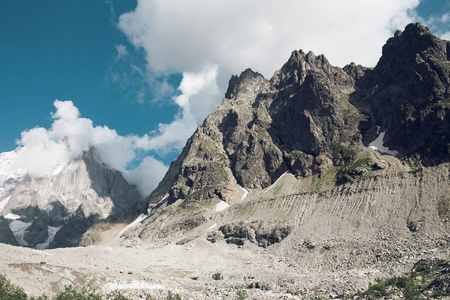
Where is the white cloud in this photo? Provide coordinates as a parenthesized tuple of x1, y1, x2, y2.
(124, 156, 168, 196)
(147, 65, 220, 152)
(13, 100, 166, 196)
(441, 32, 450, 41)
(15, 127, 70, 177)
(119, 0, 419, 77)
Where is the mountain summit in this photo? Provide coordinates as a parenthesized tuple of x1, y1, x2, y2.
(363, 22, 450, 162)
(0, 147, 141, 248)
(143, 23, 449, 214)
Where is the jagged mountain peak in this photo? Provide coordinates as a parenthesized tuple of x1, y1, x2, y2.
(392, 22, 435, 43)
(143, 23, 449, 220)
(379, 22, 449, 72)
(271, 49, 338, 89)
(224, 68, 268, 101)
(363, 23, 450, 162)
(286, 49, 330, 68)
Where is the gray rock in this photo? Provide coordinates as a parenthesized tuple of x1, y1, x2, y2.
(0, 217, 18, 246)
(212, 273, 223, 280)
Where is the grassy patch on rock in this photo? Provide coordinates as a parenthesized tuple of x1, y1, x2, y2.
(438, 197, 449, 219)
(345, 259, 450, 299)
(309, 167, 340, 193)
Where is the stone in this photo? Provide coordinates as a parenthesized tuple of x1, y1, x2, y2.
(0, 217, 18, 246)
(212, 273, 223, 280)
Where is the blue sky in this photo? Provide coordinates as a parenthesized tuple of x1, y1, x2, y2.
(0, 0, 180, 163)
(0, 0, 449, 195)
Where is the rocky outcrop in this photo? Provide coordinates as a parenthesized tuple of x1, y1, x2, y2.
(217, 223, 291, 248)
(0, 217, 18, 246)
(269, 50, 363, 156)
(358, 23, 450, 164)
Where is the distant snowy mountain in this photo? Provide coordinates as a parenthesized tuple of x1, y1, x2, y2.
(0, 147, 141, 248)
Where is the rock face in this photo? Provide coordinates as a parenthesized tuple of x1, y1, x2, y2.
(356, 23, 450, 164)
(0, 147, 141, 248)
(0, 217, 18, 246)
(145, 22, 449, 215)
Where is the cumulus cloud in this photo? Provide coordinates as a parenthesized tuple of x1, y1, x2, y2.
(124, 156, 168, 196)
(13, 100, 166, 196)
(147, 65, 220, 152)
(119, 0, 419, 77)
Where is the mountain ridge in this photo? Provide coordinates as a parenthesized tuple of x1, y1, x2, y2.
(144, 22, 449, 215)
(0, 146, 141, 248)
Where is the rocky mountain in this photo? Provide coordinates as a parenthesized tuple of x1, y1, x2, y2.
(115, 23, 449, 291)
(353, 23, 450, 164)
(143, 22, 449, 214)
(0, 147, 141, 248)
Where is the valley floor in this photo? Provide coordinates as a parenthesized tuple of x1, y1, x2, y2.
(1, 162, 449, 299)
(0, 236, 448, 299)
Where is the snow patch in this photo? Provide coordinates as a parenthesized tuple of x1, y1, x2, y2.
(0, 150, 26, 181)
(118, 214, 147, 237)
(239, 186, 248, 201)
(208, 223, 217, 230)
(0, 196, 11, 213)
(215, 201, 229, 212)
(9, 220, 32, 246)
(369, 127, 399, 156)
(264, 171, 288, 193)
(36, 226, 62, 249)
(4, 213, 20, 220)
(371, 84, 378, 95)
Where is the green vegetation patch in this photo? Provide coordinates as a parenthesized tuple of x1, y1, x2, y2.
(346, 259, 450, 299)
(0, 274, 28, 300)
(335, 150, 378, 184)
(438, 197, 449, 219)
(343, 107, 369, 123)
(182, 185, 227, 206)
(309, 167, 340, 193)
(331, 143, 358, 166)
(402, 157, 422, 171)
